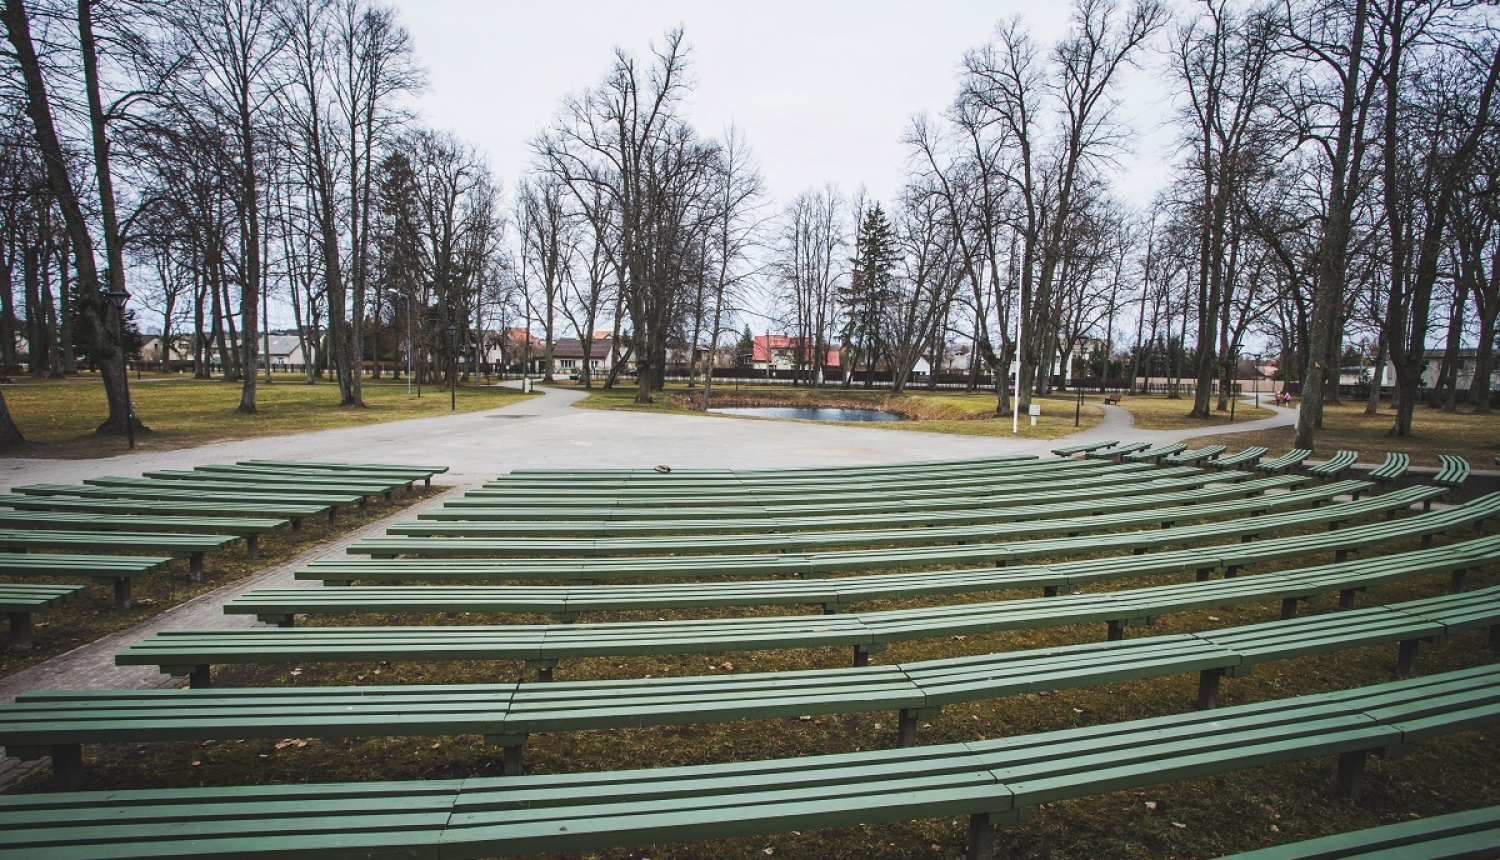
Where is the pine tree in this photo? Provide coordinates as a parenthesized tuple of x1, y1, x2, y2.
(841, 203, 898, 387)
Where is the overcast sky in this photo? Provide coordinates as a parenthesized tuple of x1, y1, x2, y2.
(388, 0, 1178, 213)
(255, 2, 1181, 332)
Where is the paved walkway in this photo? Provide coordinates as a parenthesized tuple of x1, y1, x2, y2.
(0, 384, 1296, 787)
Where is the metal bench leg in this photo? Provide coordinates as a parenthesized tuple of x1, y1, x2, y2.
(188, 664, 212, 689)
(898, 709, 921, 747)
(1396, 639, 1421, 676)
(1195, 669, 1222, 710)
(290, 517, 304, 535)
(853, 646, 870, 667)
(1338, 589, 1358, 610)
(113, 578, 132, 611)
(1489, 623, 1499, 652)
(1280, 598, 1300, 620)
(1337, 749, 1368, 799)
(50, 744, 83, 789)
(189, 553, 205, 582)
(967, 813, 997, 860)
(503, 741, 526, 776)
(1195, 568, 1213, 582)
(1042, 585, 1059, 597)
(245, 534, 259, 560)
(528, 660, 557, 682)
(7, 611, 32, 652)
(1106, 620, 1125, 641)
(1450, 568, 1467, 593)
(328, 508, 338, 524)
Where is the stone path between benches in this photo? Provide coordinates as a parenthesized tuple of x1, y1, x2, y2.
(0, 384, 1297, 789)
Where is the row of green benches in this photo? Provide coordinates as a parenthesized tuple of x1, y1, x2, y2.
(122, 522, 1500, 686)
(232, 485, 1452, 623)
(431, 465, 1261, 521)
(0, 460, 448, 647)
(394, 473, 1330, 539)
(1, 664, 1495, 860)
(465, 460, 1197, 509)
(483, 453, 1079, 491)
(328, 485, 1452, 578)
(14, 576, 1496, 783)
(352, 478, 1393, 558)
(1055, 441, 1474, 489)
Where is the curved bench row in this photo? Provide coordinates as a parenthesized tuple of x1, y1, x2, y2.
(2, 664, 1496, 860)
(123, 525, 1500, 687)
(16, 577, 1496, 783)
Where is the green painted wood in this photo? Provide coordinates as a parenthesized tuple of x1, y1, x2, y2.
(1258, 449, 1314, 474)
(1368, 452, 1410, 482)
(1, 666, 1495, 860)
(1210, 447, 1270, 469)
(1208, 805, 1500, 859)
(1051, 440, 1118, 457)
(1434, 455, 1472, 488)
(0, 511, 289, 536)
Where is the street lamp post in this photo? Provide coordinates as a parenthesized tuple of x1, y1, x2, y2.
(387, 289, 412, 397)
(446, 321, 459, 411)
(106, 288, 135, 450)
(1229, 342, 1242, 423)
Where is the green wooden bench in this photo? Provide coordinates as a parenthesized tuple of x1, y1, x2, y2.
(472, 460, 1146, 501)
(0, 553, 173, 609)
(1086, 440, 1151, 459)
(15, 580, 1500, 782)
(436, 468, 1243, 520)
(133, 522, 1496, 686)
(341, 483, 1434, 565)
(389, 475, 1336, 540)
(0, 583, 84, 651)
(0, 529, 238, 579)
(1305, 449, 1359, 480)
(236, 458, 449, 486)
(1210, 805, 1500, 860)
(1122, 442, 1189, 463)
(1257, 448, 1313, 475)
(78, 476, 376, 508)
(1050, 440, 1118, 457)
(190, 463, 419, 493)
(1434, 454, 1471, 488)
(488, 455, 1088, 489)
(1368, 452, 1410, 482)
(12, 484, 355, 522)
(0, 511, 288, 558)
(0, 494, 327, 532)
(1162, 444, 1226, 466)
(1208, 445, 1269, 470)
(3, 665, 1495, 860)
(141, 469, 399, 501)
(503, 455, 1034, 482)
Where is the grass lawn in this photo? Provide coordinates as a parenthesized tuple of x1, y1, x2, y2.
(0, 374, 532, 458)
(1107, 390, 1280, 430)
(569, 381, 1106, 440)
(1186, 399, 1500, 468)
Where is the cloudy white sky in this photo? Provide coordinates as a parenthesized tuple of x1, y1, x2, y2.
(388, 0, 1178, 212)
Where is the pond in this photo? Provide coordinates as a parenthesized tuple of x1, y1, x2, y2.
(708, 406, 907, 423)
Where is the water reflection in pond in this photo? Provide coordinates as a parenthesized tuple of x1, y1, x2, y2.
(708, 406, 906, 422)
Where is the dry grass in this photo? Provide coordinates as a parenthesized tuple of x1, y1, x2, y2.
(1107, 391, 1280, 430)
(1186, 399, 1500, 468)
(0, 374, 531, 459)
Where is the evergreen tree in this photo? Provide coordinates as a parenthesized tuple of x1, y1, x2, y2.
(841, 202, 897, 387)
(736, 325, 755, 364)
